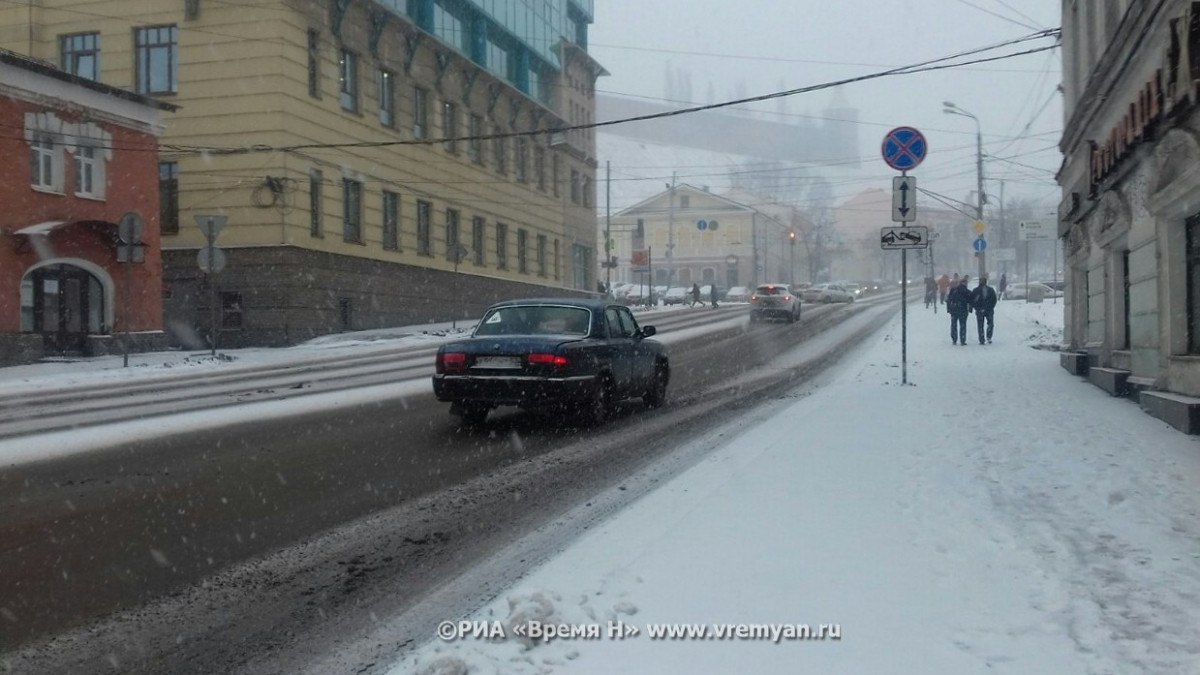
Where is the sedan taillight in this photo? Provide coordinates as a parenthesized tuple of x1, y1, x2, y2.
(750, 294, 758, 301)
(437, 352, 468, 373)
(527, 353, 568, 367)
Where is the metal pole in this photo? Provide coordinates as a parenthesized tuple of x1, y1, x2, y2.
(1054, 237, 1059, 304)
(975, 124, 986, 281)
(208, 239, 217, 357)
(901, 248, 908, 385)
(122, 257, 130, 367)
(1024, 239, 1030, 303)
(667, 172, 676, 288)
(605, 161, 612, 293)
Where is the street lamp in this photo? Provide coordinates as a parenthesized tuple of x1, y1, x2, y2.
(943, 101, 986, 280)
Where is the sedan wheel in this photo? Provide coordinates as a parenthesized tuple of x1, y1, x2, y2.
(579, 376, 613, 426)
(643, 364, 669, 408)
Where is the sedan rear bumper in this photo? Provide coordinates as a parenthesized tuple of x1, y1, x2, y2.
(432, 373, 597, 407)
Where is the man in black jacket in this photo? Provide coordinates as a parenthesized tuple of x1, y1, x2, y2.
(971, 275, 998, 344)
(946, 274, 973, 345)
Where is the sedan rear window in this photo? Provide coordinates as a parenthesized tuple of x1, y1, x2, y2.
(755, 285, 789, 295)
(475, 305, 591, 336)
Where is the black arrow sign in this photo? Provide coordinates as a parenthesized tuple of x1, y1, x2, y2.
(898, 180, 910, 216)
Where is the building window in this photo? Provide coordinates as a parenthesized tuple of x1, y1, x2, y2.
(552, 154, 560, 197)
(74, 145, 103, 197)
(413, 87, 428, 138)
(493, 126, 507, 174)
(570, 169, 581, 204)
(221, 292, 243, 330)
(134, 25, 178, 94)
(444, 209, 460, 260)
(442, 101, 458, 153)
(342, 178, 362, 243)
(537, 234, 547, 277)
(417, 199, 432, 255)
(339, 49, 358, 112)
(160, 161, 179, 235)
(307, 29, 320, 98)
(379, 69, 395, 126)
(534, 146, 545, 191)
(472, 216, 485, 265)
(382, 190, 399, 250)
(582, 177, 593, 208)
(554, 238, 560, 280)
(1188, 213, 1200, 353)
(468, 114, 483, 164)
(680, 195, 690, 208)
(61, 32, 100, 81)
(487, 37, 508, 78)
(30, 133, 60, 192)
(517, 228, 528, 273)
(339, 298, 352, 330)
(496, 221, 508, 269)
(309, 168, 323, 237)
(571, 243, 591, 290)
(1122, 249, 1131, 349)
(515, 137, 527, 182)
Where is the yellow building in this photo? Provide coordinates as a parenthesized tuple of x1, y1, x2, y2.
(607, 184, 800, 291)
(0, 0, 604, 346)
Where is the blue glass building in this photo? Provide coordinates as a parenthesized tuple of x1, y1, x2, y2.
(375, 0, 594, 105)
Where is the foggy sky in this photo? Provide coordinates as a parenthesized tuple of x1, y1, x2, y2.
(588, 0, 1062, 214)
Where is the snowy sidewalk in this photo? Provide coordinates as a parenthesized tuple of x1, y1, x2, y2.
(400, 298, 1200, 675)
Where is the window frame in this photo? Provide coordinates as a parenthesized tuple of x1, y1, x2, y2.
(445, 208, 460, 260)
(536, 233, 547, 277)
(472, 216, 485, 266)
(413, 87, 428, 139)
(60, 32, 100, 81)
(496, 221, 508, 270)
(307, 29, 321, 99)
(309, 168, 323, 237)
(160, 161, 180, 235)
(517, 228, 528, 274)
(382, 190, 400, 251)
(378, 68, 395, 127)
(417, 199, 433, 256)
(468, 114, 483, 164)
(442, 101, 458, 153)
(133, 25, 178, 95)
(342, 178, 363, 243)
(30, 133, 60, 192)
(338, 48, 359, 112)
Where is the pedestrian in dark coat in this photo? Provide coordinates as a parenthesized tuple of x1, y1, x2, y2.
(946, 274, 973, 345)
(710, 284, 719, 309)
(997, 273, 1008, 297)
(971, 275, 998, 343)
(690, 282, 702, 308)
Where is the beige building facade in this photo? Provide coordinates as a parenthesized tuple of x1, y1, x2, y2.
(607, 184, 802, 291)
(0, 0, 603, 347)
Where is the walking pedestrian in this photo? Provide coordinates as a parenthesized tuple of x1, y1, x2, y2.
(971, 275, 998, 344)
(710, 284, 719, 309)
(690, 282, 702, 308)
(946, 274, 973, 345)
(997, 273, 1008, 298)
(937, 273, 950, 304)
(924, 276, 937, 309)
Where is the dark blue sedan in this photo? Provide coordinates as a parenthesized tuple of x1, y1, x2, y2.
(433, 298, 670, 426)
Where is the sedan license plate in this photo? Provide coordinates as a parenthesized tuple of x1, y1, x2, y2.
(474, 355, 522, 369)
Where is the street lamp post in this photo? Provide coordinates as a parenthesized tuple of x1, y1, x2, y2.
(943, 101, 986, 280)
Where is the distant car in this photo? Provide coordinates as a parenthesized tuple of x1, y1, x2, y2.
(1003, 282, 1061, 301)
(801, 283, 855, 304)
(433, 298, 670, 426)
(839, 282, 863, 297)
(749, 283, 802, 323)
(1038, 280, 1065, 292)
(724, 286, 752, 303)
(663, 287, 689, 305)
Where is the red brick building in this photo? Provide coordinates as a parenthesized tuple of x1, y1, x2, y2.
(0, 48, 174, 364)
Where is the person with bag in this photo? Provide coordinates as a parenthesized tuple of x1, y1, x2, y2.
(971, 275, 998, 344)
(946, 274, 973, 345)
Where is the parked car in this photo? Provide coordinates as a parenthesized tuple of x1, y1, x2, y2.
(1003, 282, 1061, 301)
(662, 287, 689, 305)
(724, 286, 752, 303)
(432, 298, 670, 426)
(801, 282, 855, 304)
(749, 283, 802, 323)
